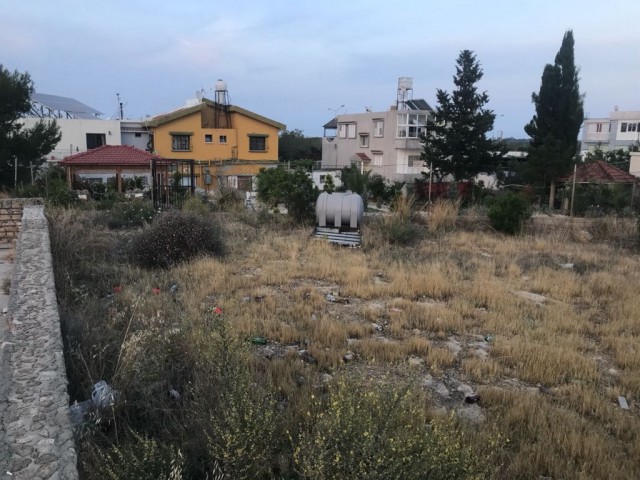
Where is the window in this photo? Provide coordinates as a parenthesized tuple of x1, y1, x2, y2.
(359, 134, 369, 148)
(205, 134, 213, 143)
(134, 132, 142, 138)
(621, 122, 628, 133)
(596, 123, 602, 133)
(171, 134, 191, 151)
(249, 135, 267, 152)
(86, 133, 106, 150)
(373, 153, 382, 166)
(631, 123, 638, 132)
(408, 155, 420, 167)
(219, 135, 227, 144)
(373, 119, 384, 137)
(338, 123, 356, 139)
(397, 113, 427, 138)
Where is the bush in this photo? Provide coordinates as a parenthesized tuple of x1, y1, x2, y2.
(488, 192, 532, 235)
(292, 377, 497, 480)
(256, 167, 318, 223)
(377, 194, 422, 245)
(181, 195, 211, 216)
(427, 199, 460, 234)
(130, 211, 225, 268)
(89, 430, 184, 480)
(103, 200, 156, 229)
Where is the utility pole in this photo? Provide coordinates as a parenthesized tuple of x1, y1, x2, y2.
(117, 93, 124, 120)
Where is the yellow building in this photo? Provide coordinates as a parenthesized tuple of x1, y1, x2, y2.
(144, 98, 285, 191)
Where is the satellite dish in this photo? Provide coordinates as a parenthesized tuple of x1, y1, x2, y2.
(196, 89, 204, 102)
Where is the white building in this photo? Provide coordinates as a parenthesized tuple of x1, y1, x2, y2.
(20, 93, 151, 162)
(321, 78, 434, 183)
(581, 108, 640, 154)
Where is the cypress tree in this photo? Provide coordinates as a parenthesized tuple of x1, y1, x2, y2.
(421, 50, 505, 182)
(524, 30, 584, 205)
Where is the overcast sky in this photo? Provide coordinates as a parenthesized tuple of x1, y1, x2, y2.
(2, 0, 639, 138)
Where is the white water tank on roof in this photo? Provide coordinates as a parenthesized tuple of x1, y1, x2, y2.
(316, 191, 364, 229)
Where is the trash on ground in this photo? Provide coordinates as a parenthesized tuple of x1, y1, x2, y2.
(618, 395, 630, 410)
(465, 394, 481, 404)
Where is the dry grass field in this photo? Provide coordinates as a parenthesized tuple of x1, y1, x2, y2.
(49, 205, 640, 479)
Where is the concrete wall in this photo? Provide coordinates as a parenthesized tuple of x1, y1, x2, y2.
(0, 198, 44, 244)
(0, 203, 78, 479)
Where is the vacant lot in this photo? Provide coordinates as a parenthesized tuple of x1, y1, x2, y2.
(49, 205, 640, 479)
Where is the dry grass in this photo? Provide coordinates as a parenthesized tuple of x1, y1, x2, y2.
(51, 207, 640, 479)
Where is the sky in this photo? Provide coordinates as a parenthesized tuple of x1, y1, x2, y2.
(2, 0, 639, 139)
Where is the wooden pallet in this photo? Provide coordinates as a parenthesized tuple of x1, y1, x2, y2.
(312, 227, 361, 247)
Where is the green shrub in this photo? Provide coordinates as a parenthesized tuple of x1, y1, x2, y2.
(181, 195, 211, 216)
(104, 200, 156, 229)
(193, 312, 277, 479)
(488, 192, 531, 235)
(90, 430, 184, 480)
(130, 211, 225, 268)
(377, 194, 422, 245)
(291, 377, 496, 480)
(256, 167, 318, 222)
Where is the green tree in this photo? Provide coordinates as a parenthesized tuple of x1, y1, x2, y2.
(524, 30, 584, 206)
(0, 65, 61, 188)
(583, 146, 631, 172)
(421, 50, 505, 182)
(255, 167, 319, 222)
(278, 129, 322, 163)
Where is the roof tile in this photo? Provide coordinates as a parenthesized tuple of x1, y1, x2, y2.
(61, 145, 160, 166)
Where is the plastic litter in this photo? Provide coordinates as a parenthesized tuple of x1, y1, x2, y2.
(618, 395, 630, 410)
(465, 394, 481, 404)
(92, 380, 117, 409)
(250, 336, 267, 345)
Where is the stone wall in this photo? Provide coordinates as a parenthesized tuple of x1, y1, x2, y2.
(0, 205, 78, 479)
(0, 198, 44, 244)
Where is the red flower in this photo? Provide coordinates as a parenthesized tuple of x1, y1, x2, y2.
(152, 288, 161, 295)
(213, 306, 223, 314)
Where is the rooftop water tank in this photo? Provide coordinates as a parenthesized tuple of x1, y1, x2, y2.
(316, 191, 364, 229)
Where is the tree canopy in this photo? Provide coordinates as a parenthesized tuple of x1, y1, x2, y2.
(278, 129, 321, 163)
(0, 65, 61, 188)
(583, 146, 631, 172)
(523, 30, 584, 187)
(421, 50, 505, 182)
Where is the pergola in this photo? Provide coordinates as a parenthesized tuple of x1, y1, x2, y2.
(60, 145, 162, 192)
(558, 160, 637, 214)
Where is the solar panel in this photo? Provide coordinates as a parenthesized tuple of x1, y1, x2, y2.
(406, 99, 432, 111)
(31, 93, 103, 119)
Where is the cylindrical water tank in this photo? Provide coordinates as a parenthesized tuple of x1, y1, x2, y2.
(316, 191, 364, 229)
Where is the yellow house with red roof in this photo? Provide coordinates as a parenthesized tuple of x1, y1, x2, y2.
(144, 98, 285, 191)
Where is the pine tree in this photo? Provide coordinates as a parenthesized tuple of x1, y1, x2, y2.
(524, 30, 584, 204)
(0, 65, 61, 188)
(421, 50, 505, 182)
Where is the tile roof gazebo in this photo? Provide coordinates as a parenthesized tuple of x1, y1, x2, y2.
(60, 145, 163, 192)
(559, 159, 638, 184)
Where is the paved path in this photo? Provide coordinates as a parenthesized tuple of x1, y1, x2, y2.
(0, 241, 14, 476)
(0, 206, 78, 479)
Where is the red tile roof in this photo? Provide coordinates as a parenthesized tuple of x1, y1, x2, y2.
(61, 145, 161, 166)
(559, 160, 637, 184)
